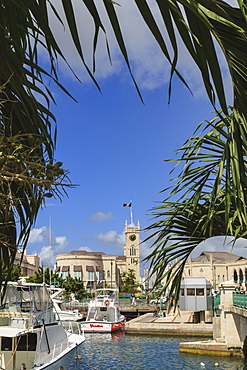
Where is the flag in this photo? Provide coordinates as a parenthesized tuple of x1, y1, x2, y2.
(123, 202, 132, 207)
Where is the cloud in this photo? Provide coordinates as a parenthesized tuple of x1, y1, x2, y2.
(39, 235, 68, 268)
(90, 212, 114, 222)
(193, 236, 247, 258)
(28, 227, 69, 267)
(94, 230, 125, 249)
(46, 0, 231, 98)
(28, 227, 47, 244)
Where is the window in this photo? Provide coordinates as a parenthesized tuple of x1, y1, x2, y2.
(1, 337, 12, 351)
(130, 246, 136, 256)
(222, 275, 225, 281)
(196, 288, 204, 296)
(17, 333, 37, 351)
(74, 271, 82, 280)
(74, 266, 82, 280)
(96, 271, 104, 281)
(107, 270, 110, 278)
(61, 266, 69, 279)
(61, 271, 69, 279)
(218, 275, 220, 281)
(206, 289, 210, 296)
(87, 271, 94, 281)
(180, 289, 184, 296)
(187, 288, 195, 296)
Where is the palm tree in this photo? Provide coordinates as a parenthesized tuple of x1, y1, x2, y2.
(1, 0, 247, 298)
(145, 107, 247, 299)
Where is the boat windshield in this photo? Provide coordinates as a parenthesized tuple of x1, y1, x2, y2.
(95, 289, 118, 302)
(2, 284, 53, 313)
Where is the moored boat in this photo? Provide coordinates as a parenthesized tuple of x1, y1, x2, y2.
(49, 287, 82, 322)
(81, 288, 126, 333)
(0, 279, 85, 369)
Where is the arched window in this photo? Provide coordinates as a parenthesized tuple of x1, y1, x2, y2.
(239, 269, 244, 283)
(234, 269, 238, 283)
(130, 246, 136, 256)
(107, 270, 110, 278)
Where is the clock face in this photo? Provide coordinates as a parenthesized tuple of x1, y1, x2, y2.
(129, 234, 136, 241)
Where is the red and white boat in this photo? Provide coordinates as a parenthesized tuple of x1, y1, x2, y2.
(82, 288, 126, 333)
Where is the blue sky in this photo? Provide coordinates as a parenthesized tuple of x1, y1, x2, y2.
(25, 0, 247, 273)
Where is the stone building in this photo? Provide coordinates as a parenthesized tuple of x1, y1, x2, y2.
(56, 221, 141, 293)
(183, 251, 247, 290)
(15, 249, 40, 276)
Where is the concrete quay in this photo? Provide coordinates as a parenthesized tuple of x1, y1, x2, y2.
(125, 311, 213, 336)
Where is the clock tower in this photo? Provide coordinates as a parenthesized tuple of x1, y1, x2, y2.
(124, 220, 140, 281)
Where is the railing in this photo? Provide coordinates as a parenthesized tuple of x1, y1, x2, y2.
(212, 295, 220, 309)
(233, 291, 247, 309)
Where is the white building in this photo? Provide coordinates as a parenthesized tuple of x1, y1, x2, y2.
(56, 221, 141, 293)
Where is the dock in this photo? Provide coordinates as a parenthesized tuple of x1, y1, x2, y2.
(125, 310, 213, 336)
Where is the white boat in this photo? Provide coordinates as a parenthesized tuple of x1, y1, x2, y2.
(49, 287, 82, 322)
(81, 288, 126, 333)
(0, 279, 85, 370)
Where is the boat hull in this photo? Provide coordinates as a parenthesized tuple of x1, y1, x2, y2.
(32, 333, 85, 370)
(82, 321, 125, 333)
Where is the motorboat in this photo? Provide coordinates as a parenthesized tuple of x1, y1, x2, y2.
(81, 288, 126, 333)
(0, 278, 85, 369)
(49, 287, 82, 322)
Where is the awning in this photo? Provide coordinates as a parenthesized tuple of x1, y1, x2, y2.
(74, 265, 82, 272)
(96, 266, 103, 272)
(62, 266, 69, 272)
(86, 266, 94, 272)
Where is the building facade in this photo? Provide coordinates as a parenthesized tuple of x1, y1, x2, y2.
(183, 251, 247, 290)
(15, 250, 40, 276)
(56, 221, 141, 293)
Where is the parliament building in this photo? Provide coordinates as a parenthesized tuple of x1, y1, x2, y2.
(55, 221, 141, 293)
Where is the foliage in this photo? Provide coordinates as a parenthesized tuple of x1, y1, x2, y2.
(0, 262, 21, 282)
(120, 269, 139, 293)
(27, 268, 86, 300)
(27, 266, 57, 285)
(145, 108, 247, 301)
(2, 0, 247, 300)
(0, 126, 75, 304)
(60, 276, 86, 301)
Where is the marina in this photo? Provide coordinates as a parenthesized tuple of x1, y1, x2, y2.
(57, 332, 247, 370)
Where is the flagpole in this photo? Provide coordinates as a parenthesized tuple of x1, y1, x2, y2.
(130, 200, 133, 224)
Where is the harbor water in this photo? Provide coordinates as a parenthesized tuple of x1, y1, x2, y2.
(65, 332, 247, 370)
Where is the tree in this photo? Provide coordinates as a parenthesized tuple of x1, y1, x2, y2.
(61, 277, 86, 301)
(121, 269, 139, 294)
(27, 266, 57, 285)
(1, 0, 247, 299)
(145, 107, 247, 300)
(0, 262, 21, 282)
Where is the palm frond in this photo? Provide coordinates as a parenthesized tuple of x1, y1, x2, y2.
(145, 108, 247, 296)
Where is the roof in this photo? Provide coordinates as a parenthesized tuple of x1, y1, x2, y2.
(69, 250, 106, 256)
(116, 256, 126, 261)
(0, 326, 29, 337)
(192, 251, 245, 263)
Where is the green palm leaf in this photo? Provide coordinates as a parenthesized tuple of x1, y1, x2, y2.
(145, 108, 247, 298)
